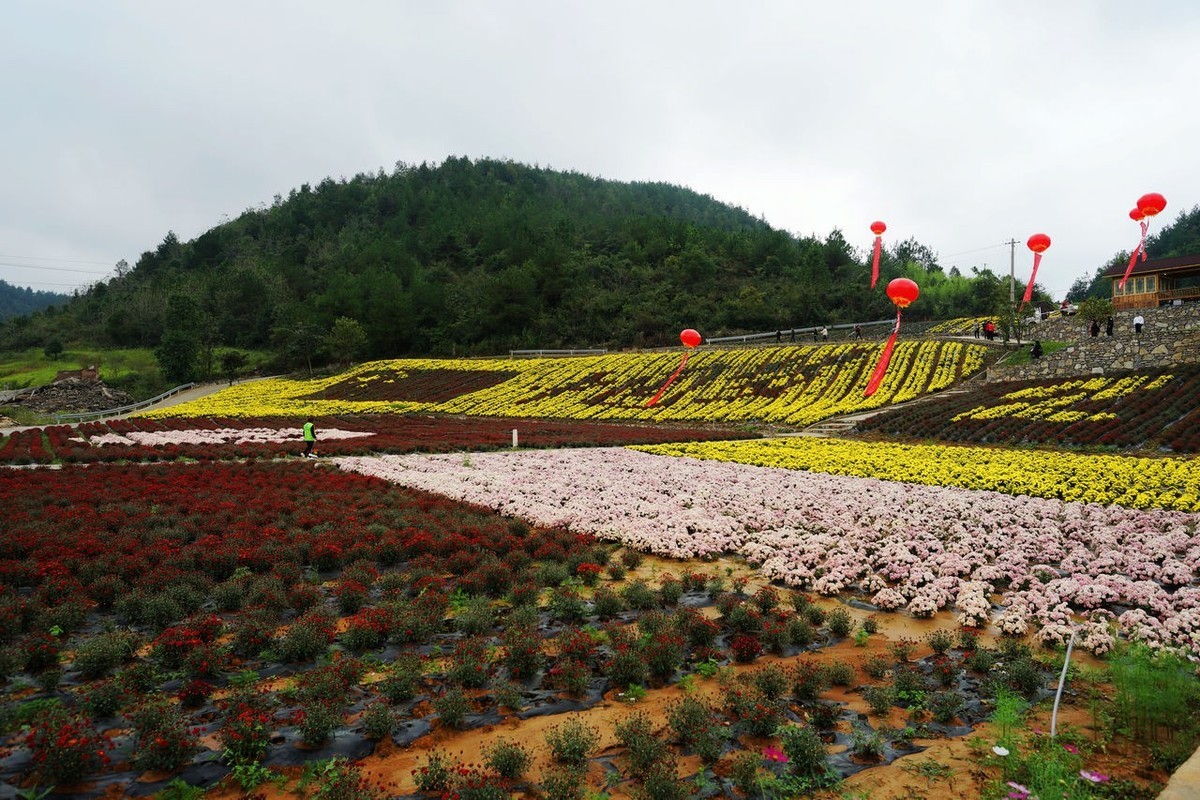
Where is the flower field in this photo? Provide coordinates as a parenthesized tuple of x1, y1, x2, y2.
(137, 340, 986, 426)
(856, 364, 1200, 452)
(0, 414, 749, 465)
(635, 437, 1200, 511)
(1, 457, 1181, 798)
(333, 448, 1200, 656)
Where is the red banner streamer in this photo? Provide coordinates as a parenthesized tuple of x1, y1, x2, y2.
(871, 236, 883, 289)
(1119, 220, 1150, 290)
(1022, 252, 1042, 304)
(645, 351, 692, 407)
(863, 311, 901, 398)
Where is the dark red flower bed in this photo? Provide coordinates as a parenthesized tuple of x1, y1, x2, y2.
(0, 414, 752, 465)
(303, 368, 519, 402)
(855, 364, 1200, 452)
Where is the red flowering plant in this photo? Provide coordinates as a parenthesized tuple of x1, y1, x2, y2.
(729, 633, 763, 664)
(217, 689, 275, 765)
(26, 708, 112, 785)
(574, 562, 604, 587)
(129, 697, 199, 772)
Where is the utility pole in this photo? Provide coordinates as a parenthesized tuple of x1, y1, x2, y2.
(1006, 238, 1018, 304)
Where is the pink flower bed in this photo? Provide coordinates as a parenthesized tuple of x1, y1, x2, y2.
(334, 449, 1200, 656)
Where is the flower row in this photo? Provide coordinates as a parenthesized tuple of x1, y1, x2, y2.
(858, 364, 1200, 452)
(0, 414, 749, 465)
(634, 438, 1200, 511)
(333, 447, 1200, 655)
(137, 342, 987, 426)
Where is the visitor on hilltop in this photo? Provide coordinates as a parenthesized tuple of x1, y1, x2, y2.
(854, 324, 862, 339)
(1031, 339, 1043, 359)
(1106, 316, 1114, 337)
(1090, 319, 1100, 338)
(775, 330, 782, 343)
(973, 322, 981, 339)
(820, 326, 829, 341)
(1133, 313, 1144, 335)
(302, 417, 318, 458)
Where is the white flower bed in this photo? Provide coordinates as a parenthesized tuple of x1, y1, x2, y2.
(79, 427, 372, 447)
(333, 448, 1200, 655)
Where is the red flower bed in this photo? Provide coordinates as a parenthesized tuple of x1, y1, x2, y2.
(0, 414, 752, 464)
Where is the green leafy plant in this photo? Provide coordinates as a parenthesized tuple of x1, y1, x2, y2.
(545, 717, 600, 767)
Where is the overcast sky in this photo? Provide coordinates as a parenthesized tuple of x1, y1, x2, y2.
(2, 1, 1197, 302)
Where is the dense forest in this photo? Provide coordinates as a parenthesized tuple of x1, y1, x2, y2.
(0, 281, 66, 321)
(2, 158, 1054, 377)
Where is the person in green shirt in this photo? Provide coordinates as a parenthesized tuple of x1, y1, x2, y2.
(302, 417, 317, 458)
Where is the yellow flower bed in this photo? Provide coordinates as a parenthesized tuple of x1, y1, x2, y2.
(139, 341, 988, 425)
(951, 373, 1174, 424)
(632, 438, 1200, 512)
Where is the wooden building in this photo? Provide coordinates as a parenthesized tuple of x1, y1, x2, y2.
(1102, 254, 1200, 310)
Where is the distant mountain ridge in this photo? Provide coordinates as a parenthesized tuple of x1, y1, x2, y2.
(0, 280, 66, 321)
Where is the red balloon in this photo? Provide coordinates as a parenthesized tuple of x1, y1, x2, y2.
(1027, 233, 1051, 254)
(680, 329, 702, 348)
(1137, 192, 1167, 217)
(1129, 207, 1145, 221)
(886, 277, 920, 309)
(870, 220, 887, 236)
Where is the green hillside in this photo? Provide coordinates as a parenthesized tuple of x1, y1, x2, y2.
(0, 158, 1025, 370)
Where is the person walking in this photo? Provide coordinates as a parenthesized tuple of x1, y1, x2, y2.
(1031, 339, 1043, 359)
(1106, 316, 1114, 337)
(820, 325, 829, 341)
(1090, 319, 1100, 337)
(1133, 313, 1144, 335)
(302, 417, 318, 458)
(853, 324, 862, 339)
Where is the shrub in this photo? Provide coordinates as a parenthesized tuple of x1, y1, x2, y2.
(620, 550, 644, 569)
(413, 750, 453, 794)
(72, 629, 139, 678)
(26, 709, 111, 784)
(614, 710, 667, 777)
(658, 575, 683, 605)
(787, 616, 815, 647)
(545, 717, 599, 767)
(826, 659, 855, 687)
(729, 633, 763, 663)
(637, 758, 689, 800)
(752, 664, 790, 700)
(454, 596, 497, 636)
(824, 607, 851, 638)
(540, 765, 585, 800)
(130, 698, 197, 772)
(929, 690, 965, 724)
(77, 677, 127, 718)
(483, 737, 532, 780)
(547, 658, 592, 696)
(863, 685, 896, 716)
(862, 654, 892, 680)
(278, 612, 335, 662)
(604, 644, 648, 689)
(379, 653, 424, 703)
(644, 631, 685, 682)
(927, 628, 955, 655)
(548, 586, 588, 623)
(446, 636, 492, 689)
(592, 586, 625, 618)
(433, 688, 470, 729)
(621, 579, 658, 611)
(777, 723, 827, 778)
(500, 624, 545, 680)
(729, 750, 761, 796)
(790, 659, 827, 704)
(178, 679, 216, 709)
(218, 690, 274, 764)
(361, 702, 396, 741)
(851, 724, 885, 760)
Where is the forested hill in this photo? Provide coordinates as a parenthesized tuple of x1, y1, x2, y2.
(1, 157, 1019, 360)
(0, 280, 66, 321)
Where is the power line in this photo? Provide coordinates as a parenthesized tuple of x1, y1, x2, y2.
(0, 253, 113, 265)
(0, 262, 112, 275)
(941, 242, 1011, 259)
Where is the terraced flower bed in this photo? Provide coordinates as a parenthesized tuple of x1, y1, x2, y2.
(855, 365, 1200, 452)
(0, 414, 750, 465)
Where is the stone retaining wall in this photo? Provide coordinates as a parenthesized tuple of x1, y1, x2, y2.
(988, 303, 1200, 382)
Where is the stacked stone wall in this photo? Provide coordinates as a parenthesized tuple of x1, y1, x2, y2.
(987, 303, 1200, 382)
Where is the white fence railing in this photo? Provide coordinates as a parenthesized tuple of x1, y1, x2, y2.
(53, 383, 196, 424)
(509, 349, 608, 358)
